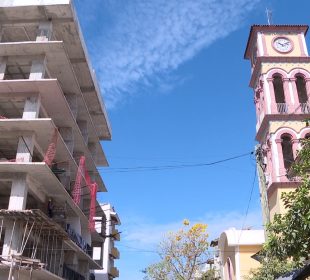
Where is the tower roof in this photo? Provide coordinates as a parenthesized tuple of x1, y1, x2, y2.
(244, 24, 309, 59)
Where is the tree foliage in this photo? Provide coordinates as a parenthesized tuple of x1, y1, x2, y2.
(144, 220, 210, 280)
(265, 138, 310, 262)
(246, 257, 297, 280)
(248, 138, 310, 279)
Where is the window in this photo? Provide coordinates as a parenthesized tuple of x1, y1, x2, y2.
(296, 75, 308, 103)
(273, 75, 287, 113)
(296, 75, 309, 113)
(281, 134, 294, 169)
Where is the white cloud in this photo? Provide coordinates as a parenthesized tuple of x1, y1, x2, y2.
(121, 209, 263, 249)
(116, 209, 263, 279)
(81, 0, 261, 108)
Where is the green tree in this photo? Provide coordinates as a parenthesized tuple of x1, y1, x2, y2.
(265, 138, 310, 262)
(246, 257, 297, 280)
(144, 220, 210, 280)
(248, 138, 310, 279)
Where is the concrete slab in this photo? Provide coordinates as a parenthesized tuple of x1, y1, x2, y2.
(0, 161, 90, 228)
(64, 239, 102, 270)
(0, 79, 108, 167)
(0, 41, 110, 140)
(0, 118, 106, 192)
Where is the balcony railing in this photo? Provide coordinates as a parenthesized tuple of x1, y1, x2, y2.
(300, 103, 310, 114)
(65, 224, 92, 257)
(63, 264, 85, 280)
(277, 103, 288, 114)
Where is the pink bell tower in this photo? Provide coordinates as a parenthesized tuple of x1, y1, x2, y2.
(245, 25, 310, 223)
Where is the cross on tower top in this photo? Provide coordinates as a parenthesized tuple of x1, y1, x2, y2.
(265, 8, 272, 25)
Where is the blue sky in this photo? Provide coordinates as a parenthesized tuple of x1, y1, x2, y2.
(74, 1, 310, 279)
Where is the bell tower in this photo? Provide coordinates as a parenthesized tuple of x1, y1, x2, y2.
(245, 25, 310, 222)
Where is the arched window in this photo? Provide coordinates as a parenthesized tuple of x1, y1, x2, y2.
(273, 75, 287, 113)
(296, 75, 308, 103)
(281, 134, 294, 169)
(296, 75, 309, 113)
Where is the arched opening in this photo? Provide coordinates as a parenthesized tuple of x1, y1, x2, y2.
(296, 75, 309, 113)
(281, 134, 294, 169)
(273, 75, 287, 113)
(227, 257, 233, 280)
(305, 133, 310, 139)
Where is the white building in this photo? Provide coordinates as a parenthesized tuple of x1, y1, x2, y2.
(218, 228, 265, 280)
(0, 1, 112, 279)
(94, 204, 121, 280)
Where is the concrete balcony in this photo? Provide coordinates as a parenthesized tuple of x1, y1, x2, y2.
(0, 162, 89, 226)
(110, 247, 120, 259)
(112, 229, 120, 241)
(0, 79, 108, 168)
(0, 118, 106, 193)
(0, 41, 110, 140)
(0, 2, 111, 140)
(109, 267, 119, 278)
(256, 102, 310, 141)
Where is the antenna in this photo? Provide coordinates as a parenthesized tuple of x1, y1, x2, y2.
(266, 8, 272, 25)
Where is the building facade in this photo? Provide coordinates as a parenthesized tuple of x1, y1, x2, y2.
(244, 24, 310, 222)
(0, 1, 111, 279)
(218, 228, 265, 280)
(94, 204, 121, 280)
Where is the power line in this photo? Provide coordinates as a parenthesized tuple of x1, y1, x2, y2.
(238, 166, 257, 244)
(98, 151, 254, 173)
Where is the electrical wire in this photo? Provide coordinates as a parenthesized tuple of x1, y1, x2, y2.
(237, 166, 257, 244)
(97, 151, 254, 173)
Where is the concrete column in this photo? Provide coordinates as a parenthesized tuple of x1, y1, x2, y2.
(88, 142, 97, 162)
(22, 95, 41, 119)
(2, 174, 29, 257)
(267, 78, 277, 114)
(83, 198, 90, 216)
(289, 78, 301, 113)
(57, 161, 71, 189)
(292, 139, 299, 159)
(65, 94, 78, 120)
(0, 57, 7, 80)
(59, 127, 74, 154)
(77, 120, 88, 144)
(283, 78, 292, 113)
(275, 139, 286, 179)
(36, 21, 53, 42)
(0, 26, 3, 42)
(79, 261, 89, 279)
(67, 216, 81, 235)
(8, 173, 28, 210)
(2, 220, 24, 257)
(64, 251, 78, 266)
(29, 56, 46, 80)
(81, 227, 91, 245)
(305, 78, 310, 101)
(16, 133, 35, 163)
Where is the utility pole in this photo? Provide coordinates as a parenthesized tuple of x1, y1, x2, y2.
(255, 145, 270, 237)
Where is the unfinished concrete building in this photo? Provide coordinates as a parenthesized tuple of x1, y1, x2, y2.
(93, 204, 120, 280)
(0, 1, 111, 279)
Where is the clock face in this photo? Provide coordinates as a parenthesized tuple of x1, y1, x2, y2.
(273, 37, 293, 53)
